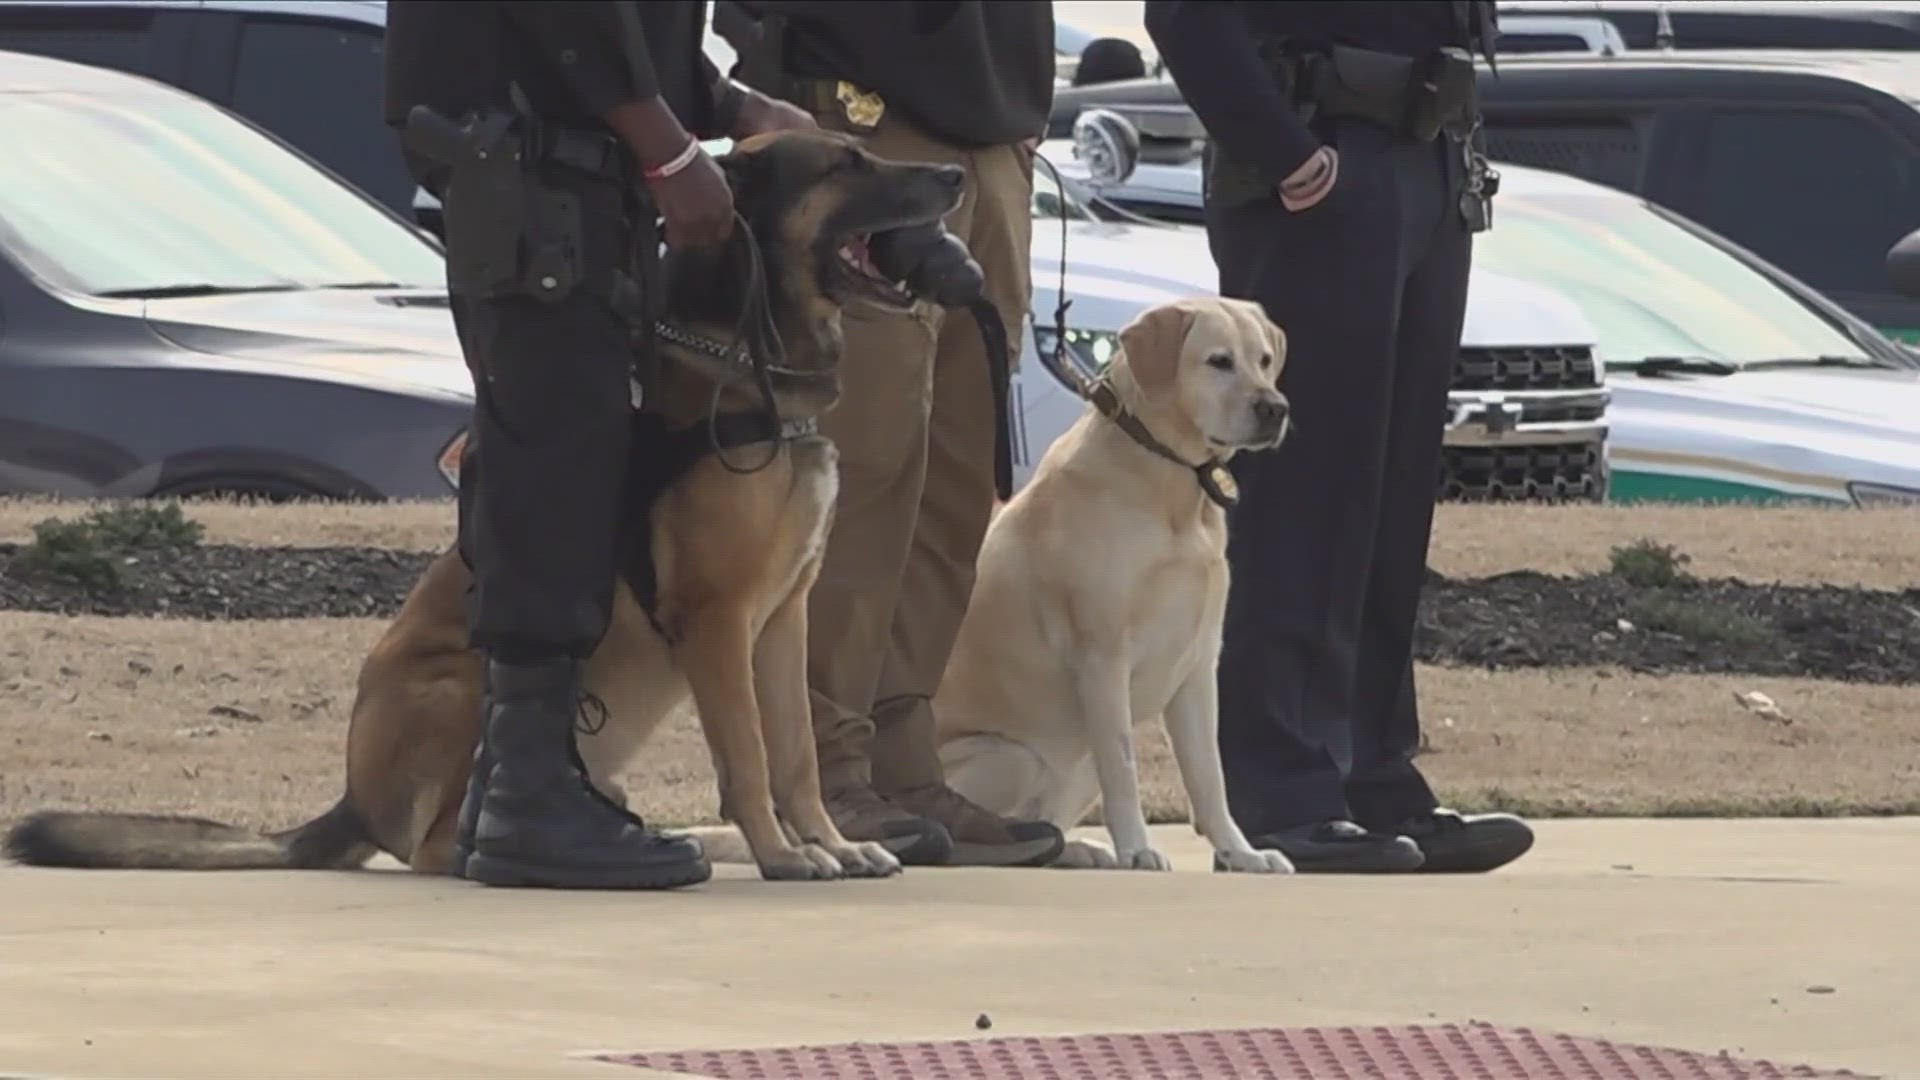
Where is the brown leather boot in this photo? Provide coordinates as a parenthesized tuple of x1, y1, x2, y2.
(815, 704, 953, 866)
(885, 783, 1065, 868)
(871, 694, 1065, 868)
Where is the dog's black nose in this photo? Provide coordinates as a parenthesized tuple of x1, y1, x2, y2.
(1254, 398, 1289, 425)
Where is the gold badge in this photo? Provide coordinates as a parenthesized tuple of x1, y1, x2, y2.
(1206, 465, 1239, 504)
(836, 81, 885, 129)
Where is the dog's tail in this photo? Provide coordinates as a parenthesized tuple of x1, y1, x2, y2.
(4, 798, 376, 872)
(680, 824, 755, 864)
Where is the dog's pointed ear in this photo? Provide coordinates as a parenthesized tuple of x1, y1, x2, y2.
(1118, 301, 1198, 391)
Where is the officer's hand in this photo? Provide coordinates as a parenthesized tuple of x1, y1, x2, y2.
(733, 91, 816, 138)
(1279, 146, 1338, 212)
(648, 147, 735, 253)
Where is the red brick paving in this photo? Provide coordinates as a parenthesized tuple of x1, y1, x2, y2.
(596, 1023, 1872, 1079)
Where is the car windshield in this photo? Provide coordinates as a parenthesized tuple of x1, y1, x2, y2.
(0, 89, 445, 298)
(1474, 189, 1879, 371)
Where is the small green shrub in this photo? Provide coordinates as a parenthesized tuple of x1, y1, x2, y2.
(16, 518, 122, 590)
(76, 501, 205, 550)
(1609, 537, 1693, 588)
(13, 502, 204, 591)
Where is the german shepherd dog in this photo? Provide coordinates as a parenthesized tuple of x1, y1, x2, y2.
(5, 130, 966, 883)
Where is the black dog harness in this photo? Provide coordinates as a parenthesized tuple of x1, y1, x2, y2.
(618, 318, 823, 642)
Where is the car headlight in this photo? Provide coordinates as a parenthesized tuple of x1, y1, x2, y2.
(1032, 325, 1121, 391)
(1847, 480, 1920, 507)
(437, 429, 467, 490)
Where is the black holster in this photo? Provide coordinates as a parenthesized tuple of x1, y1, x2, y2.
(405, 104, 664, 399)
(403, 105, 653, 311)
(1204, 44, 1479, 209)
(1302, 45, 1478, 144)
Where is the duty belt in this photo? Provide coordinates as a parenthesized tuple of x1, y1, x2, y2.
(1271, 43, 1480, 143)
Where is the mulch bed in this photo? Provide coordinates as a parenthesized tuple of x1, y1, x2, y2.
(3, 544, 1917, 684)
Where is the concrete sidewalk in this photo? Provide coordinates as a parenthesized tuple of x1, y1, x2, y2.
(2, 819, 1915, 1080)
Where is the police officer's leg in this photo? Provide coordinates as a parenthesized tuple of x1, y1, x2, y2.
(804, 115, 972, 863)
(451, 290, 709, 890)
(805, 291, 956, 864)
(867, 141, 1065, 868)
(1207, 120, 1425, 873)
(1346, 140, 1534, 872)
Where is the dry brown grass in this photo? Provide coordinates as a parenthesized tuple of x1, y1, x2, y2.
(5, 498, 1916, 587)
(1429, 503, 1920, 589)
(4, 612, 1915, 837)
(0, 497, 458, 552)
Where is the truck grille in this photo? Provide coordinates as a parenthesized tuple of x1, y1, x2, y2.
(1519, 396, 1607, 424)
(1453, 345, 1600, 392)
(1439, 441, 1607, 502)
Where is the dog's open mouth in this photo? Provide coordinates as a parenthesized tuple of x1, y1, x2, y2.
(830, 231, 917, 310)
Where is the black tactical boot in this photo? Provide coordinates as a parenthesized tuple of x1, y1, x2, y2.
(451, 742, 490, 876)
(450, 664, 495, 877)
(460, 656, 711, 890)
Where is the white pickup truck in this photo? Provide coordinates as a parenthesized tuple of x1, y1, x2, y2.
(1009, 120, 1609, 500)
(1046, 109, 1920, 507)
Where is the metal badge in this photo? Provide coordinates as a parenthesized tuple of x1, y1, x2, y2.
(835, 81, 885, 129)
(1200, 463, 1240, 507)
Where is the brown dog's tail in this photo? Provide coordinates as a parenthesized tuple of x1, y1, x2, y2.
(681, 824, 756, 864)
(3, 798, 376, 872)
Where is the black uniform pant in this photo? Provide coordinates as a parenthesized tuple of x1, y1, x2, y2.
(1206, 118, 1475, 837)
(449, 290, 635, 661)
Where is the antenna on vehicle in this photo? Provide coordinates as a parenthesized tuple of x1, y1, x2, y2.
(1655, 2, 1676, 50)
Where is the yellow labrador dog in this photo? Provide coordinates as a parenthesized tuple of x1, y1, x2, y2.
(934, 296, 1294, 873)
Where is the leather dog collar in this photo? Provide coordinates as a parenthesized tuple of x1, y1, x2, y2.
(1085, 379, 1239, 510)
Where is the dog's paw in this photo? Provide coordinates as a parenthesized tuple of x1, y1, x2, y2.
(757, 843, 846, 881)
(1214, 847, 1295, 875)
(1052, 838, 1117, 869)
(1117, 846, 1174, 872)
(831, 841, 903, 878)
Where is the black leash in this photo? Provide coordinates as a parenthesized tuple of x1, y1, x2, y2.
(1030, 149, 1087, 401)
(965, 294, 1016, 501)
(1025, 148, 1237, 511)
(646, 208, 828, 477)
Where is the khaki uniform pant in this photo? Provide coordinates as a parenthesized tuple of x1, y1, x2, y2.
(805, 107, 1035, 794)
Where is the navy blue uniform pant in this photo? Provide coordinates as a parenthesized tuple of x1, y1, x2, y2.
(1205, 117, 1475, 836)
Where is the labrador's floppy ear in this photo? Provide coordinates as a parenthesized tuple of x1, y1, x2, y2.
(1117, 301, 1198, 391)
(1255, 304, 1288, 378)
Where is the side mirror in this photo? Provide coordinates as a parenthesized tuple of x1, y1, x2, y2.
(1071, 108, 1141, 187)
(1887, 227, 1920, 300)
